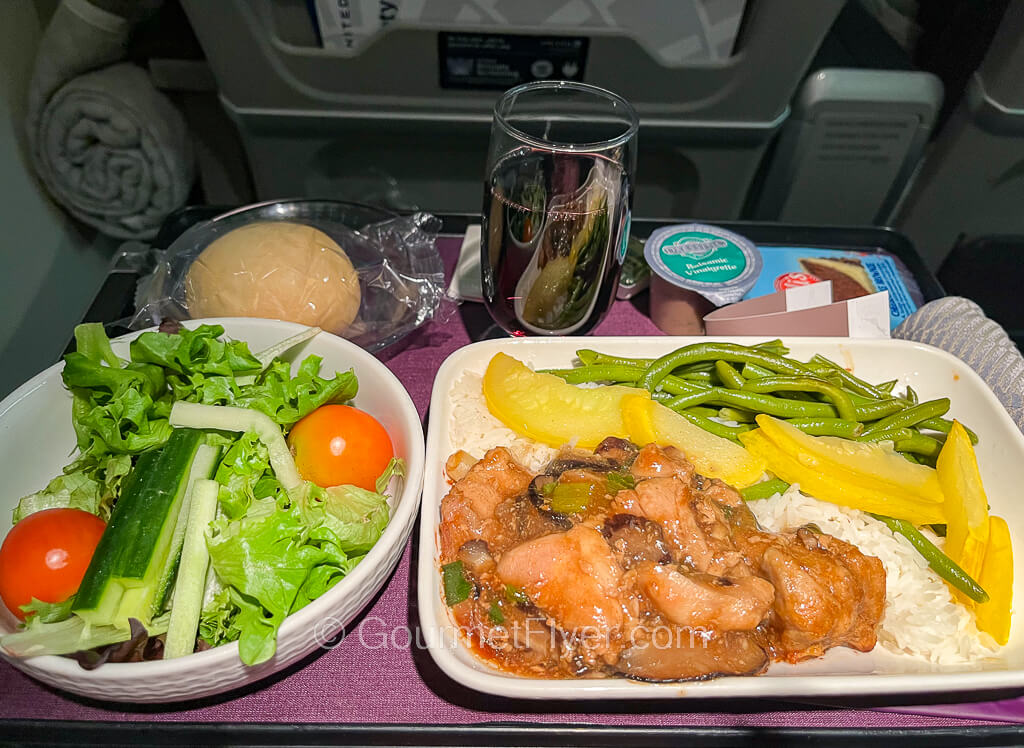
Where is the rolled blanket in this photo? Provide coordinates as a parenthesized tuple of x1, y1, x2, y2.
(27, 0, 192, 239)
(30, 62, 193, 239)
(894, 296, 1024, 431)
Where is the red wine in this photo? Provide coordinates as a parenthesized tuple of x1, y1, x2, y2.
(481, 148, 631, 336)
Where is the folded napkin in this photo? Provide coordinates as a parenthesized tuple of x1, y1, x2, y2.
(894, 296, 1024, 431)
(27, 0, 193, 239)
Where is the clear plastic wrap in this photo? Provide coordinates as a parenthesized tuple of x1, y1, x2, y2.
(130, 201, 448, 352)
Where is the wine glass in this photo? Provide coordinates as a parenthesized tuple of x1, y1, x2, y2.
(480, 81, 638, 336)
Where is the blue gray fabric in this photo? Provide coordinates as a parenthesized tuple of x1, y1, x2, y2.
(894, 296, 1024, 431)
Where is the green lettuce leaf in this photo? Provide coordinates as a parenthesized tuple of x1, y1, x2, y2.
(162, 354, 356, 429)
(62, 334, 173, 460)
(204, 499, 350, 665)
(70, 386, 174, 458)
(20, 597, 74, 624)
(13, 472, 102, 524)
(375, 456, 405, 494)
(60, 325, 355, 469)
(0, 612, 169, 658)
(230, 589, 280, 665)
(197, 588, 238, 647)
(302, 483, 390, 555)
(212, 432, 275, 520)
(292, 551, 362, 613)
(230, 355, 358, 427)
(128, 324, 261, 378)
(73, 322, 122, 369)
(13, 453, 131, 523)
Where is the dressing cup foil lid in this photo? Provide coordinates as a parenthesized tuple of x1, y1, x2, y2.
(643, 223, 763, 306)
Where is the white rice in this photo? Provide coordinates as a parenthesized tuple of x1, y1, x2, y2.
(748, 485, 999, 665)
(447, 373, 999, 665)
(449, 371, 558, 472)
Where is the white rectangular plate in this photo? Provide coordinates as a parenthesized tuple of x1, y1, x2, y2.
(417, 336, 1024, 700)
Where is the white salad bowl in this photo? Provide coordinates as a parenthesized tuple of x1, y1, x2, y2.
(0, 318, 424, 703)
(419, 336, 1024, 700)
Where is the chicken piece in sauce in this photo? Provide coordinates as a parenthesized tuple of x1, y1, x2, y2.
(439, 440, 886, 681)
(440, 447, 533, 561)
(756, 528, 886, 662)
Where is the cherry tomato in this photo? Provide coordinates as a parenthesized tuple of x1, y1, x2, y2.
(0, 508, 106, 620)
(288, 404, 395, 491)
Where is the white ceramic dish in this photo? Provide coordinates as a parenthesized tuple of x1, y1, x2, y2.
(418, 336, 1024, 700)
(0, 318, 424, 703)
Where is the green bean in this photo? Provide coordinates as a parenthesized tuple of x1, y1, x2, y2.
(657, 375, 705, 396)
(554, 354, 972, 461)
(784, 417, 864, 438)
(556, 356, 917, 424)
(840, 389, 909, 420)
(639, 342, 810, 393)
(809, 354, 891, 400)
(541, 364, 642, 385)
(740, 478, 791, 502)
(685, 405, 722, 419)
(862, 398, 950, 435)
(714, 361, 746, 390)
(576, 350, 717, 377)
(905, 385, 919, 405)
(675, 410, 752, 443)
(901, 451, 925, 464)
(679, 370, 715, 384)
(753, 339, 790, 355)
(741, 362, 773, 380)
(661, 389, 718, 410)
(575, 350, 650, 368)
(677, 361, 717, 375)
(715, 390, 835, 418)
(658, 381, 811, 417)
(742, 375, 858, 421)
(701, 384, 899, 422)
(580, 343, 788, 383)
(778, 390, 817, 402)
(845, 390, 879, 405)
(918, 417, 979, 445)
(718, 407, 757, 423)
(856, 427, 914, 443)
(870, 514, 989, 603)
(852, 399, 907, 421)
(895, 433, 943, 459)
(876, 379, 898, 393)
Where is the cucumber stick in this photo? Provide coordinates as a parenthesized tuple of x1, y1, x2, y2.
(169, 401, 303, 491)
(72, 429, 217, 628)
(164, 478, 219, 658)
(153, 444, 221, 614)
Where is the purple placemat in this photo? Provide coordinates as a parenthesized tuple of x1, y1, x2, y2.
(1, 236, 1021, 729)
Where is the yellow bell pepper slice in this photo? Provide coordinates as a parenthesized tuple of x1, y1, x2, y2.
(936, 420, 990, 590)
(482, 352, 647, 450)
(754, 415, 944, 505)
(739, 429, 946, 524)
(976, 515, 1013, 645)
(621, 395, 765, 488)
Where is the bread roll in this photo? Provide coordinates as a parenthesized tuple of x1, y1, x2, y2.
(185, 221, 361, 333)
